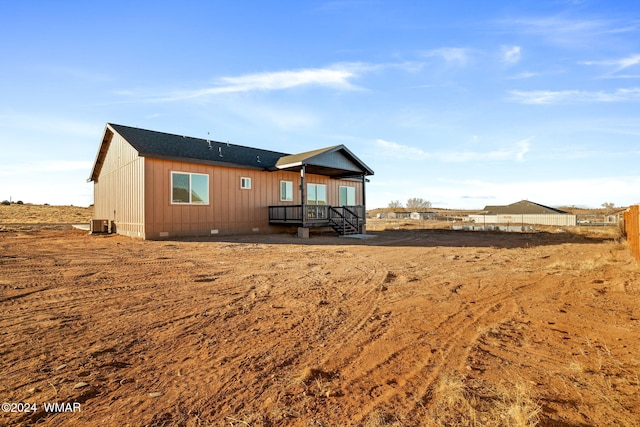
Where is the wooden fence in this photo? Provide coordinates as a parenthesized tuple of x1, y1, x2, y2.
(623, 205, 640, 261)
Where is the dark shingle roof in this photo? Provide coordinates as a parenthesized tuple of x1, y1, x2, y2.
(89, 123, 374, 182)
(109, 123, 287, 169)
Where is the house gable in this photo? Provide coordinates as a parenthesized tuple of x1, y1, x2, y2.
(275, 145, 374, 178)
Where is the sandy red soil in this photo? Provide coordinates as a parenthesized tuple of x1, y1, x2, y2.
(1, 223, 639, 426)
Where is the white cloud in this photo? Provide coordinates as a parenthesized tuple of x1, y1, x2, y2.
(581, 53, 640, 77)
(503, 17, 634, 47)
(423, 48, 470, 66)
(375, 139, 430, 159)
(502, 46, 522, 64)
(516, 138, 531, 160)
(508, 71, 539, 80)
(375, 138, 532, 162)
(509, 88, 640, 104)
(118, 62, 425, 103)
(140, 66, 362, 102)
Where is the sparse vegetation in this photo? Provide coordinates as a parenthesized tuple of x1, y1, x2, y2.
(426, 372, 541, 427)
(406, 197, 432, 209)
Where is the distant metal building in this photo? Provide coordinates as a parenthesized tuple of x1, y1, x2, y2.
(469, 200, 577, 226)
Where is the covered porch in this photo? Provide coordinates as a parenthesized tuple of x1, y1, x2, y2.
(268, 145, 373, 235)
(268, 204, 366, 235)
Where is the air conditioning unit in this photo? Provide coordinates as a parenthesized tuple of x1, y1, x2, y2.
(90, 219, 109, 233)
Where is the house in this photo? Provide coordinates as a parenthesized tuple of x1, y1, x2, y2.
(387, 211, 412, 219)
(88, 123, 373, 239)
(468, 200, 577, 226)
(410, 211, 436, 220)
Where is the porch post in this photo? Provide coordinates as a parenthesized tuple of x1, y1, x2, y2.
(301, 165, 306, 227)
(361, 174, 367, 233)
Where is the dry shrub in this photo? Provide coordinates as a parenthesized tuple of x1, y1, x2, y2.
(425, 372, 541, 427)
(429, 372, 478, 427)
(364, 410, 404, 427)
(494, 382, 541, 427)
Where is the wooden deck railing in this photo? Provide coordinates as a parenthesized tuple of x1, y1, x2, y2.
(269, 205, 365, 226)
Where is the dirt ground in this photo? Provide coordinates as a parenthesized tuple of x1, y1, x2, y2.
(1, 216, 640, 426)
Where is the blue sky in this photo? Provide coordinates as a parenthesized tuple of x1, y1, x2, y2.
(1, 0, 639, 209)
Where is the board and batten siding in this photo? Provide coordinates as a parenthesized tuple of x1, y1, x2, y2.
(143, 158, 364, 239)
(93, 132, 145, 237)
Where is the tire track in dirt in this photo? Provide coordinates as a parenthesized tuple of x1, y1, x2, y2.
(333, 269, 548, 424)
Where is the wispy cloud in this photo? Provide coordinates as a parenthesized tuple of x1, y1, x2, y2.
(502, 16, 636, 48)
(581, 53, 640, 77)
(161, 66, 360, 101)
(422, 48, 470, 66)
(375, 138, 532, 162)
(501, 45, 522, 64)
(117, 62, 422, 103)
(508, 71, 539, 80)
(509, 88, 640, 104)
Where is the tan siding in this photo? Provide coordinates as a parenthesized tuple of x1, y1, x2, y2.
(143, 159, 364, 238)
(93, 133, 145, 238)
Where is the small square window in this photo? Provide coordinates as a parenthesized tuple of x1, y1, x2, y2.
(241, 177, 251, 189)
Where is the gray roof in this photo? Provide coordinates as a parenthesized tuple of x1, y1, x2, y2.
(89, 124, 373, 181)
(276, 145, 374, 177)
(110, 123, 288, 169)
(483, 200, 568, 215)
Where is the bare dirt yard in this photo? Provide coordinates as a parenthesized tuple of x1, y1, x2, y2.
(1, 209, 639, 426)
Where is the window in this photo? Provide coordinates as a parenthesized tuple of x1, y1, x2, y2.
(339, 186, 356, 206)
(172, 172, 209, 204)
(280, 181, 293, 201)
(307, 184, 327, 205)
(241, 177, 251, 189)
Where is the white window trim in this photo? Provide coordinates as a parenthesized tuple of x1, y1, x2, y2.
(307, 183, 327, 205)
(171, 171, 210, 205)
(240, 177, 252, 189)
(280, 180, 293, 201)
(339, 185, 356, 206)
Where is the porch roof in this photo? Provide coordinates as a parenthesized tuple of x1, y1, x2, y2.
(275, 145, 374, 178)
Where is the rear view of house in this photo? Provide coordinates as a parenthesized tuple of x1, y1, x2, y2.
(88, 124, 373, 239)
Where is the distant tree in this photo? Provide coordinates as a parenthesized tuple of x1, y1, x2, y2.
(406, 198, 432, 209)
(16, 200, 23, 205)
(388, 200, 403, 208)
(601, 202, 615, 210)
(1, 200, 9, 206)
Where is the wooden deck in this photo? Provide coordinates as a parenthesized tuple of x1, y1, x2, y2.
(269, 205, 365, 235)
